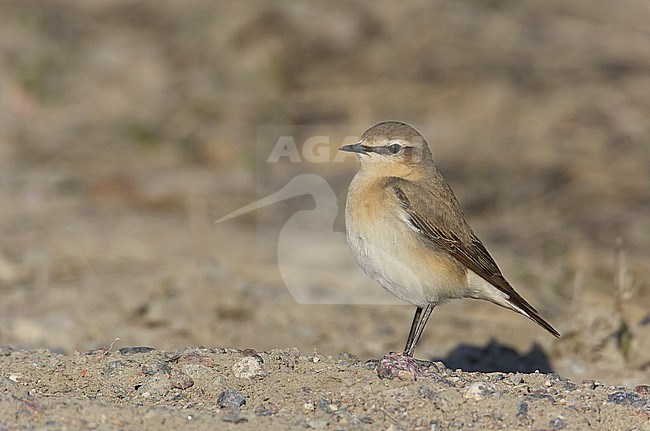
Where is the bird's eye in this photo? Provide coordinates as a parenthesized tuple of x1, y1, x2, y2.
(388, 144, 402, 154)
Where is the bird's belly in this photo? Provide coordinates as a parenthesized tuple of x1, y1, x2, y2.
(344, 174, 469, 307)
(352, 237, 428, 305)
(346, 222, 467, 307)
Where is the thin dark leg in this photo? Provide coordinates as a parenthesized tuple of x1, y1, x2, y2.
(404, 304, 435, 357)
(410, 304, 434, 353)
(403, 307, 423, 356)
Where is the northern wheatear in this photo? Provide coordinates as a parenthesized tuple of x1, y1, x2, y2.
(340, 121, 559, 360)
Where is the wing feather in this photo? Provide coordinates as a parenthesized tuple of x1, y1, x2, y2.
(387, 177, 560, 338)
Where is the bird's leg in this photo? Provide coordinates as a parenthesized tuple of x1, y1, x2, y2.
(404, 304, 435, 357)
(376, 304, 437, 380)
(403, 307, 423, 356)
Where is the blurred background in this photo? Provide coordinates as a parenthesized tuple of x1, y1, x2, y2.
(0, 0, 648, 385)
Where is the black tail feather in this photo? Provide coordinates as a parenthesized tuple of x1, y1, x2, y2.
(509, 292, 560, 338)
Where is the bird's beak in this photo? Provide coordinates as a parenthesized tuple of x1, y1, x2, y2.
(339, 142, 367, 154)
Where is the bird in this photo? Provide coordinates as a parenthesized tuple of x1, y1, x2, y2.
(340, 121, 560, 363)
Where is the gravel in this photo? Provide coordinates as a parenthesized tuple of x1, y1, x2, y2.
(0, 347, 648, 430)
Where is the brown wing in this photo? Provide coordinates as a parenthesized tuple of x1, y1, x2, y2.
(388, 177, 560, 338)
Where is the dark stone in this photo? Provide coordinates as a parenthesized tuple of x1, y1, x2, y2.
(217, 388, 246, 409)
(118, 346, 156, 355)
(607, 391, 645, 408)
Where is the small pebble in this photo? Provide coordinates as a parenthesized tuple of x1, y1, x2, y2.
(635, 385, 650, 395)
(418, 385, 436, 400)
(104, 360, 126, 376)
(241, 348, 264, 363)
(217, 388, 246, 409)
(376, 353, 424, 380)
(254, 403, 278, 416)
(607, 391, 645, 408)
(118, 346, 155, 356)
(136, 374, 169, 401)
(363, 359, 379, 370)
(163, 350, 182, 362)
(463, 382, 496, 400)
(303, 400, 315, 412)
(141, 360, 172, 376)
(549, 417, 565, 429)
(317, 399, 336, 413)
(232, 357, 267, 379)
(562, 381, 578, 391)
(338, 352, 359, 366)
(0, 376, 18, 392)
(581, 379, 604, 390)
(170, 373, 194, 390)
(545, 373, 561, 386)
(509, 374, 524, 385)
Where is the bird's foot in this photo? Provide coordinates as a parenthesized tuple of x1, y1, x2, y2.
(375, 351, 438, 380)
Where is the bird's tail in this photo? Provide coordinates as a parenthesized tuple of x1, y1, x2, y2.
(507, 290, 560, 338)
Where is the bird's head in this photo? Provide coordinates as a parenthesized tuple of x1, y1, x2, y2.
(339, 121, 434, 178)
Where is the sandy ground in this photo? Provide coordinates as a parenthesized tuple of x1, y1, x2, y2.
(1, 346, 649, 430)
(0, 0, 649, 429)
